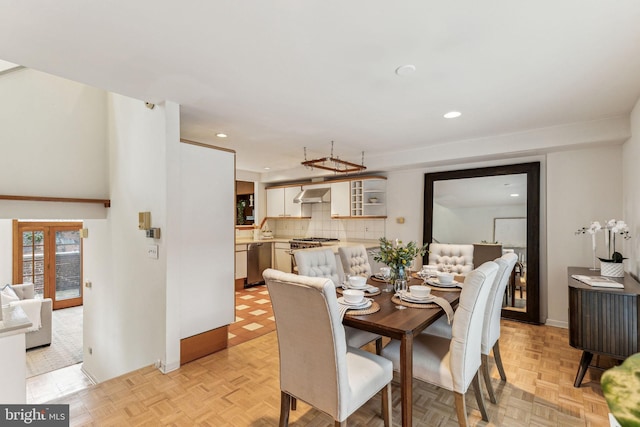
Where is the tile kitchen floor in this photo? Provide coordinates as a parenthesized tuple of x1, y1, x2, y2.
(228, 284, 276, 347)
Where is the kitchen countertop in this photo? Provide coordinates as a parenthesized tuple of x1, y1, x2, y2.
(235, 237, 290, 244)
(235, 237, 380, 251)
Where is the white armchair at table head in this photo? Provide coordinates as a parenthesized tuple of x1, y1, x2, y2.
(428, 243, 474, 275)
(263, 268, 392, 426)
(338, 245, 372, 277)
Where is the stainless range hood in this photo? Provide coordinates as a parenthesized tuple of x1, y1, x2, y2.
(293, 187, 331, 203)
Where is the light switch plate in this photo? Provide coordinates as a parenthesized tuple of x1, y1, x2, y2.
(148, 244, 159, 259)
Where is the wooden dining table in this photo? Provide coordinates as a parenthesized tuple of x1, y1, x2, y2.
(341, 276, 461, 427)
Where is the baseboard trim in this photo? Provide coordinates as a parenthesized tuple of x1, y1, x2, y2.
(180, 326, 228, 365)
(545, 319, 568, 329)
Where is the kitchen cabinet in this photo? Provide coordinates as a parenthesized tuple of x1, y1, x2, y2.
(274, 242, 292, 273)
(330, 181, 351, 217)
(235, 244, 247, 280)
(348, 177, 386, 218)
(266, 186, 311, 218)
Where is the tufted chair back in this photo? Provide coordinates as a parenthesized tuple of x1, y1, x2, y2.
(294, 249, 340, 287)
(428, 243, 474, 275)
(338, 245, 372, 277)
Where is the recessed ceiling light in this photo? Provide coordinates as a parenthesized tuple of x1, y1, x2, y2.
(510, 193, 519, 197)
(264, 167, 271, 170)
(444, 111, 462, 119)
(395, 64, 416, 76)
(215, 133, 227, 138)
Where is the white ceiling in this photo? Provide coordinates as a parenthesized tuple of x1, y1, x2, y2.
(434, 174, 527, 209)
(1, 1, 639, 181)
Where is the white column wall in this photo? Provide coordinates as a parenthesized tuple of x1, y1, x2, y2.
(545, 146, 622, 327)
(81, 94, 171, 382)
(623, 97, 640, 279)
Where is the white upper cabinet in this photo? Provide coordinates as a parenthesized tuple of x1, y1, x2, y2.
(266, 187, 285, 217)
(284, 186, 303, 217)
(266, 186, 310, 218)
(330, 181, 351, 217)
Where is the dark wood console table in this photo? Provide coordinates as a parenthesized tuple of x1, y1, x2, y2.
(568, 266, 640, 387)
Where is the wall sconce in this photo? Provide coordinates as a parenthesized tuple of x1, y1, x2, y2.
(139, 212, 161, 239)
(146, 228, 161, 239)
(139, 212, 151, 230)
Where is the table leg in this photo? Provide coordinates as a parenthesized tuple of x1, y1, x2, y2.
(400, 333, 413, 427)
(573, 351, 593, 387)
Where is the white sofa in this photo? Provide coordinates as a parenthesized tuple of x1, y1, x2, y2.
(0, 284, 52, 349)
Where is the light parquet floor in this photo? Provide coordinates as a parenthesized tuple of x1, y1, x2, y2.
(49, 319, 612, 426)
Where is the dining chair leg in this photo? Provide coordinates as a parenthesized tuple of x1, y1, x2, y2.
(291, 397, 297, 411)
(375, 337, 383, 355)
(472, 372, 489, 422)
(493, 340, 507, 381)
(335, 420, 346, 427)
(381, 382, 392, 427)
(481, 354, 497, 404)
(453, 391, 469, 427)
(279, 391, 291, 427)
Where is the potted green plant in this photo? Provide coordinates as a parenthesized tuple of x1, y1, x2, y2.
(373, 237, 428, 281)
(601, 352, 640, 426)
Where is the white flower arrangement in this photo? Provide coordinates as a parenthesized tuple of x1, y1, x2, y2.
(576, 219, 631, 263)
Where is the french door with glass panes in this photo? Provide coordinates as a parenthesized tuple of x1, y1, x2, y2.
(13, 220, 83, 309)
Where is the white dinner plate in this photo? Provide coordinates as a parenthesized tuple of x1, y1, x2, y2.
(399, 291, 436, 304)
(337, 297, 372, 309)
(427, 279, 461, 288)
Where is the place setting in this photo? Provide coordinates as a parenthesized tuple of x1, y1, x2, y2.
(337, 289, 380, 319)
(391, 285, 455, 321)
(337, 274, 381, 296)
(420, 269, 463, 292)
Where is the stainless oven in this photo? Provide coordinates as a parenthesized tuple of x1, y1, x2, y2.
(289, 238, 339, 271)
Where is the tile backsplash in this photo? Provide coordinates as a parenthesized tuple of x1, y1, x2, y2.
(268, 203, 385, 241)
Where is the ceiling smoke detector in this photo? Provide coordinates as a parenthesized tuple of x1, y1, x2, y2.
(395, 64, 416, 76)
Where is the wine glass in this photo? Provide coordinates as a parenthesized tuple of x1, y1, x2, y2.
(394, 279, 407, 309)
(343, 273, 352, 289)
(417, 268, 429, 284)
(380, 267, 392, 293)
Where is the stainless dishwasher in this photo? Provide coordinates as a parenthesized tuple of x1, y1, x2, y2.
(247, 242, 272, 286)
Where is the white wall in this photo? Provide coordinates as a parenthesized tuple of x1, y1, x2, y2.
(0, 68, 108, 205)
(0, 219, 12, 284)
(82, 94, 172, 382)
(623, 97, 640, 279)
(545, 146, 622, 327)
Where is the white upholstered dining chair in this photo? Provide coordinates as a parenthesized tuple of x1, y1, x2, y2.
(381, 261, 499, 427)
(263, 268, 392, 427)
(338, 245, 373, 277)
(294, 249, 382, 351)
(420, 252, 518, 403)
(428, 243, 474, 275)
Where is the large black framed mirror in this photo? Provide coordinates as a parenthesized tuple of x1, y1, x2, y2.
(423, 162, 540, 324)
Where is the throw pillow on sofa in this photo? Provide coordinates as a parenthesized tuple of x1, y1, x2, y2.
(1, 285, 19, 305)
